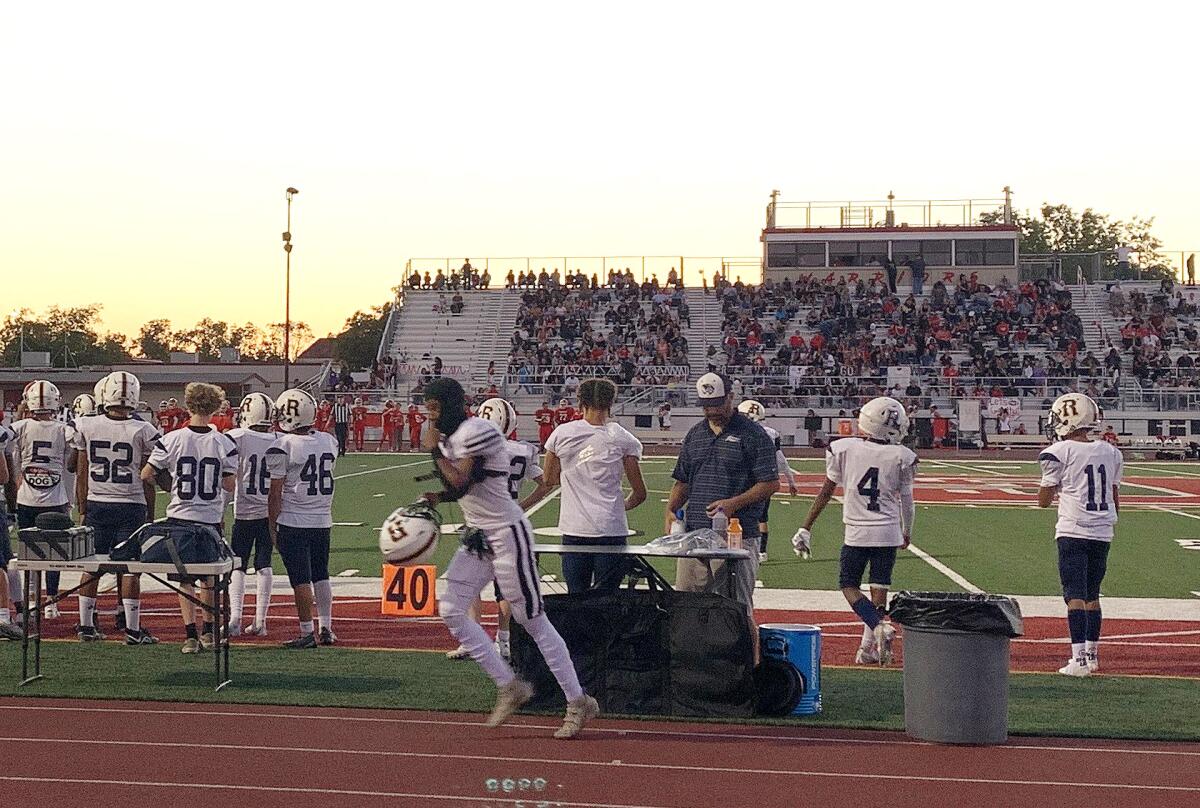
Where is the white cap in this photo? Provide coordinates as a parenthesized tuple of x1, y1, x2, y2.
(695, 372, 731, 407)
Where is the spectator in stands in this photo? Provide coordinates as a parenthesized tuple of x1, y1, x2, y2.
(884, 256, 898, 294)
(803, 408, 823, 447)
(910, 254, 926, 296)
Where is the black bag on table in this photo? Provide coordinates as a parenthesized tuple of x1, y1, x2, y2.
(112, 520, 231, 575)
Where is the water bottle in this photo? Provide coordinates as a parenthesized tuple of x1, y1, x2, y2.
(670, 509, 685, 536)
(727, 517, 743, 550)
(711, 507, 728, 541)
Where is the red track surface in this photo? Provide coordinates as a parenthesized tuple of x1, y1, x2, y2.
(2, 697, 1199, 807)
(32, 595, 1200, 678)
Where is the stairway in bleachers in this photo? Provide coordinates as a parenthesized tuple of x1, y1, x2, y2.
(383, 289, 521, 390)
(682, 289, 724, 377)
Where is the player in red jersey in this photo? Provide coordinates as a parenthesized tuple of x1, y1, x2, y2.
(351, 397, 368, 451)
(162, 397, 186, 431)
(554, 398, 575, 426)
(209, 399, 236, 432)
(315, 399, 334, 433)
(406, 403, 427, 451)
(534, 400, 554, 447)
(378, 400, 398, 451)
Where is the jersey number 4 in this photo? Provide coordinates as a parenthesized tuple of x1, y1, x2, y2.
(856, 467, 882, 512)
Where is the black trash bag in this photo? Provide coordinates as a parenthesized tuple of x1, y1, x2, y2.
(889, 591, 1024, 637)
(511, 589, 754, 718)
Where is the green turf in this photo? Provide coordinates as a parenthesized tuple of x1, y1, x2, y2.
(306, 454, 1200, 599)
(2, 642, 1196, 742)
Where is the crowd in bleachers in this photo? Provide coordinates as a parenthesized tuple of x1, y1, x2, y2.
(1108, 278, 1200, 401)
(701, 272, 1107, 409)
(505, 272, 691, 398)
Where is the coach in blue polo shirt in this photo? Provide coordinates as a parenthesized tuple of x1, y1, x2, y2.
(666, 372, 778, 650)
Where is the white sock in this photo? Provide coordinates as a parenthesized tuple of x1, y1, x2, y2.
(254, 569, 273, 627)
(441, 601, 514, 686)
(6, 568, 19, 605)
(1085, 641, 1099, 656)
(497, 629, 510, 643)
(1071, 642, 1086, 662)
(861, 624, 875, 648)
(0, 608, 10, 623)
(79, 596, 97, 629)
(229, 570, 246, 627)
(123, 599, 141, 632)
(300, 620, 314, 635)
(314, 579, 333, 630)
(520, 613, 583, 701)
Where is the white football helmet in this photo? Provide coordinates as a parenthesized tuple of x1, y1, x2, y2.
(93, 376, 107, 402)
(379, 501, 443, 565)
(737, 399, 767, 423)
(97, 371, 141, 411)
(23, 380, 62, 413)
(238, 392, 275, 428)
(478, 397, 516, 436)
(72, 393, 97, 419)
(274, 389, 317, 432)
(1048, 393, 1100, 438)
(858, 396, 909, 444)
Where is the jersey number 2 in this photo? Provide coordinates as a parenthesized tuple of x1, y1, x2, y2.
(856, 467, 881, 512)
(507, 456, 527, 500)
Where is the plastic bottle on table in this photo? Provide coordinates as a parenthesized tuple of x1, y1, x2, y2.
(670, 509, 685, 536)
(727, 517, 743, 550)
(711, 507, 728, 541)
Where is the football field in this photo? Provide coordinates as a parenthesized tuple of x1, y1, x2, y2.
(319, 453, 1200, 601)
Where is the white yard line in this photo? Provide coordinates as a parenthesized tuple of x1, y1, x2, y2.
(1127, 464, 1200, 479)
(904, 542, 983, 593)
(1150, 505, 1200, 520)
(926, 459, 1009, 477)
(333, 458, 429, 480)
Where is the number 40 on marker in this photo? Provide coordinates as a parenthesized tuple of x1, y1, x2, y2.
(380, 564, 437, 617)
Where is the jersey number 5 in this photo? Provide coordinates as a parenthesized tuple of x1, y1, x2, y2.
(856, 467, 882, 512)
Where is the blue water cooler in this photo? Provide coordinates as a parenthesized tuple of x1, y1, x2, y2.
(759, 623, 822, 715)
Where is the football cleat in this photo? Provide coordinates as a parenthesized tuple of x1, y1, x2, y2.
(76, 625, 104, 642)
(758, 551, 768, 563)
(1059, 658, 1091, 677)
(44, 603, 60, 619)
(319, 627, 337, 646)
(874, 622, 896, 666)
(554, 694, 600, 740)
(283, 632, 318, 650)
(792, 528, 812, 559)
(125, 628, 159, 646)
(0, 621, 23, 641)
(1085, 651, 1100, 673)
(854, 646, 880, 665)
(226, 621, 242, 638)
(485, 678, 533, 728)
(446, 644, 471, 660)
(243, 623, 268, 637)
(181, 638, 201, 654)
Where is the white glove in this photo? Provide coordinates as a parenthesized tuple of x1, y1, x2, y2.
(792, 527, 812, 559)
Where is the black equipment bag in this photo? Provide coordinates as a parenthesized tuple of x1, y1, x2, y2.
(511, 588, 755, 718)
(115, 520, 231, 574)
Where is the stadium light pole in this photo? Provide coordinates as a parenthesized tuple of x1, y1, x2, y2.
(283, 187, 299, 389)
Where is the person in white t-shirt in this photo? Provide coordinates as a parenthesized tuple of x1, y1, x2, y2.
(1038, 393, 1122, 677)
(796, 397, 917, 666)
(143, 383, 238, 653)
(543, 379, 646, 593)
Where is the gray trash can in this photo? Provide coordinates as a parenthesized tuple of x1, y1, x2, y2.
(890, 592, 1023, 745)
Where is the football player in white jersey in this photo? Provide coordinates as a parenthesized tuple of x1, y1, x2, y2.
(11, 381, 76, 617)
(0, 421, 20, 639)
(422, 379, 598, 738)
(1038, 392, 1122, 677)
(143, 383, 239, 652)
(796, 396, 916, 665)
(737, 400, 799, 562)
(266, 389, 340, 649)
(72, 372, 161, 642)
(445, 397, 553, 662)
(225, 392, 279, 637)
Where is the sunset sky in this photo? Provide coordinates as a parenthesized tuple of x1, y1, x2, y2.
(3, 2, 1197, 346)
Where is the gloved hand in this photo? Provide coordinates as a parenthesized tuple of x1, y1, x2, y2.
(792, 527, 812, 559)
